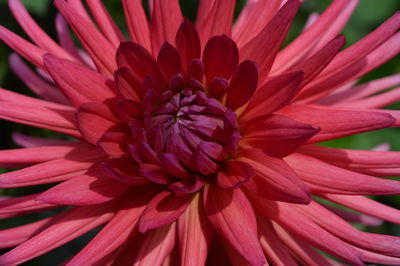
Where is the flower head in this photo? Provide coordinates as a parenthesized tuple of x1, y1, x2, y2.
(0, 0, 400, 265)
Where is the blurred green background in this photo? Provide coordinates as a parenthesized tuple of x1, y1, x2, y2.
(0, 0, 399, 265)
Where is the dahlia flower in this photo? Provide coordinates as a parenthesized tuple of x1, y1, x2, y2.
(0, 0, 399, 265)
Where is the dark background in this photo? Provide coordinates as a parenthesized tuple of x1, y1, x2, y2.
(0, 0, 399, 264)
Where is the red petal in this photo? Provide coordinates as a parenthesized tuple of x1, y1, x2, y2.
(241, 114, 318, 157)
(0, 204, 114, 265)
(175, 19, 201, 71)
(43, 54, 116, 107)
(217, 160, 255, 189)
(204, 184, 266, 265)
(37, 167, 129, 206)
(238, 149, 311, 204)
(150, 0, 182, 54)
(0, 194, 57, 219)
(240, 0, 300, 80)
(240, 71, 303, 122)
(138, 191, 192, 233)
(225, 60, 258, 110)
(114, 67, 144, 102)
(202, 35, 239, 82)
(157, 42, 182, 80)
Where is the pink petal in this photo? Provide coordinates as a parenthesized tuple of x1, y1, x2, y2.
(85, 0, 125, 46)
(121, 0, 151, 51)
(225, 60, 258, 110)
(337, 87, 400, 109)
(204, 184, 266, 265)
(0, 25, 46, 68)
(238, 149, 311, 204)
(0, 102, 80, 137)
(241, 114, 318, 157)
(240, 0, 300, 81)
(0, 217, 53, 249)
(217, 160, 255, 189)
(0, 147, 105, 188)
(66, 192, 153, 265)
(321, 194, 400, 224)
(251, 198, 364, 265)
(202, 35, 239, 83)
(134, 223, 176, 266)
(76, 102, 122, 145)
(43, 54, 117, 107)
(54, 0, 117, 76)
(0, 142, 92, 168)
(296, 200, 400, 257)
(258, 218, 298, 266)
(0, 204, 114, 265)
(97, 131, 130, 157)
(356, 248, 400, 265)
(12, 132, 69, 148)
(138, 191, 192, 233)
(323, 204, 383, 226)
(37, 167, 129, 206)
(55, 14, 81, 60)
(0, 193, 57, 219)
(151, 0, 183, 55)
(233, 0, 283, 47)
(286, 153, 400, 195)
(175, 19, 201, 71)
(279, 104, 395, 143)
(9, 0, 76, 62)
(9, 53, 68, 104)
(196, 0, 235, 45)
(240, 71, 303, 122)
(178, 193, 212, 266)
(99, 158, 149, 185)
(272, 0, 357, 74)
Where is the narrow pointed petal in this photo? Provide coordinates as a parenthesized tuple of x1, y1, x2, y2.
(240, 0, 300, 80)
(279, 105, 395, 143)
(99, 158, 149, 185)
(286, 153, 400, 195)
(0, 194, 57, 219)
(54, 0, 117, 76)
(43, 54, 116, 107)
(37, 168, 129, 206)
(0, 148, 105, 188)
(225, 60, 258, 110)
(85, 0, 125, 46)
(217, 160, 255, 189)
(0, 25, 47, 68)
(178, 193, 212, 266)
(338, 87, 400, 109)
(12, 133, 69, 148)
(251, 198, 364, 265)
(321, 194, 400, 224)
(55, 14, 81, 60)
(272, 0, 358, 73)
(0, 142, 92, 168)
(151, 0, 183, 54)
(67, 192, 156, 265)
(238, 149, 311, 204)
(233, 0, 283, 47)
(9, 54, 68, 104)
(0, 102, 80, 137)
(9, 0, 76, 62)
(257, 218, 298, 266)
(204, 184, 267, 265)
(122, 0, 151, 51)
(297, 201, 400, 257)
(357, 248, 400, 265)
(134, 223, 176, 266)
(240, 71, 303, 122)
(0, 204, 114, 265)
(202, 35, 239, 82)
(0, 217, 53, 249)
(324, 205, 383, 226)
(196, 0, 235, 45)
(138, 191, 192, 233)
(241, 115, 318, 157)
(175, 19, 201, 71)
